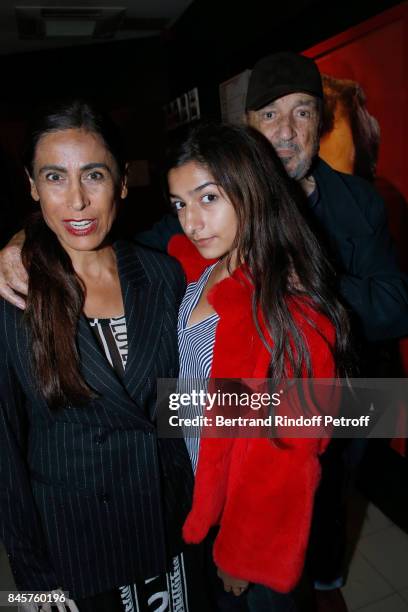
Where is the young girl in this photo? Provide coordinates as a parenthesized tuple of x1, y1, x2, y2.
(166, 123, 350, 611)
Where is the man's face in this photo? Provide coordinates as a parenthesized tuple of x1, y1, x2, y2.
(247, 92, 320, 181)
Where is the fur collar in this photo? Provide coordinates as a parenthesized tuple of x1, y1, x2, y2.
(169, 234, 266, 378)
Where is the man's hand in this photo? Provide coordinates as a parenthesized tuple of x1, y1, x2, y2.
(217, 567, 249, 597)
(0, 230, 27, 309)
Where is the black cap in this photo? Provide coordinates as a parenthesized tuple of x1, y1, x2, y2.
(246, 52, 323, 111)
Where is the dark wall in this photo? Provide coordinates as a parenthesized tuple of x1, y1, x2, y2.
(165, 0, 404, 117)
(0, 35, 167, 145)
(0, 36, 170, 243)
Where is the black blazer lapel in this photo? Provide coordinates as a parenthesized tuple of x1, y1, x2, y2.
(77, 315, 153, 428)
(73, 241, 165, 426)
(114, 241, 165, 402)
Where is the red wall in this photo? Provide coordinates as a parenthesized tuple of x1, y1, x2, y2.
(304, 2, 408, 202)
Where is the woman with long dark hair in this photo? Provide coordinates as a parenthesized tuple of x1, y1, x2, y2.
(165, 123, 351, 611)
(0, 100, 196, 612)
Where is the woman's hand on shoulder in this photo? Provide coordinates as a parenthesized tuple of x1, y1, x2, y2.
(217, 566, 249, 597)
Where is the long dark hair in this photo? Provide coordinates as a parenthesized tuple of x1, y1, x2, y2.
(165, 122, 351, 383)
(22, 99, 127, 409)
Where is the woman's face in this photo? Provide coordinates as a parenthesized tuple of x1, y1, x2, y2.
(28, 128, 127, 256)
(168, 161, 238, 260)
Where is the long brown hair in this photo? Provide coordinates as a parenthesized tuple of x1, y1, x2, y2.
(22, 100, 126, 409)
(165, 123, 352, 384)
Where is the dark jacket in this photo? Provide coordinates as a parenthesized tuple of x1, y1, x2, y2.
(311, 158, 408, 342)
(0, 241, 193, 599)
(137, 158, 408, 343)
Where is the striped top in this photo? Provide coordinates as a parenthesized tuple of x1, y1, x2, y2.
(178, 263, 219, 471)
(88, 315, 127, 377)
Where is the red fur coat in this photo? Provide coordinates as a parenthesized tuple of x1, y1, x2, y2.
(168, 234, 336, 593)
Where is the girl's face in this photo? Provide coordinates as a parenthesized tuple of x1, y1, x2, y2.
(28, 127, 127, 257)
(168, 161, 238, 260)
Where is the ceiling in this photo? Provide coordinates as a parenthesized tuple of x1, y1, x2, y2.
(0, 0, 193, 55)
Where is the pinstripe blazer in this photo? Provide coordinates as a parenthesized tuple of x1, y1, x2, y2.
(0, 240, 193, 599)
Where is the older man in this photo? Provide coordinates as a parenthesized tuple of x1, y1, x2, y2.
(245, 52, 408, 342)
(246, 53, 322, 187)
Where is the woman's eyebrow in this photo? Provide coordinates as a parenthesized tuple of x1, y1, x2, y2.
(81, 162, 111, 173)
(169, 181, 218, 199)
(38, 164, 66, 174)
(38, 162, 113, 175)
(193, 181, 218, 193)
